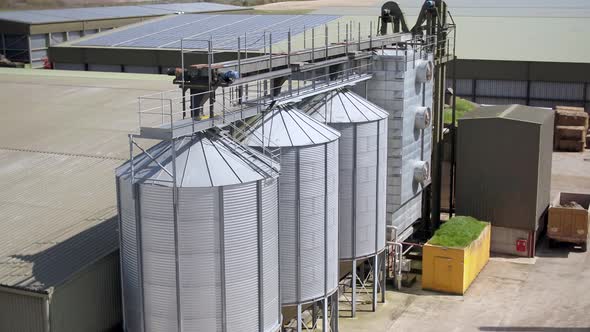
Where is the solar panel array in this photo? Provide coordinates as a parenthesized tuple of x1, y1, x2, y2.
(74, 14, 340, 51)
(0, 2, 245, 24)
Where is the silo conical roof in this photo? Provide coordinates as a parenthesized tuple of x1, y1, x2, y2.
(244, 105, 340, 148)
(305, 88, 389, 124)
(117, 131, 277, 187)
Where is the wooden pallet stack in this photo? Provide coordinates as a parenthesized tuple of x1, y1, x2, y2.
(554, 106, 589, 152)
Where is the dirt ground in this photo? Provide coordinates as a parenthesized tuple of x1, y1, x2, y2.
(339, 150, 590, 332)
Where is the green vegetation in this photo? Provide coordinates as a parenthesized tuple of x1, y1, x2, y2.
(429, 216, 487, 248)
(444, 98, 477, 125)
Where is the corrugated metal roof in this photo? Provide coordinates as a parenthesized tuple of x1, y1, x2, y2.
(460, 104, 554, 124)
(0, 68, 171, 292)
(117, 131, 278, 187)
(244, 105, 340, 148)
(303, 88, 389, 123)
(72, 14, 340, 51)
(0, 2, 247, 24)
(310, 1, 590, 63)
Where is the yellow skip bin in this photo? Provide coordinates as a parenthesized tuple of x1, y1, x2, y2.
(422, 219, 491, 295)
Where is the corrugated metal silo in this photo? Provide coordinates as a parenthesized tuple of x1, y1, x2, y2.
(244, 106, 341, 309)
(301, 88, 389, 317)
(304, 88, 389, 261)
(116, 131, 281, 332)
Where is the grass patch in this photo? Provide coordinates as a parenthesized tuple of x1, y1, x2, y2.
(444, 98, 477, 125)
(428, 216, 487, 248)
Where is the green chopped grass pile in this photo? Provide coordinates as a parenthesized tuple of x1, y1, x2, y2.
(443, 98, 477, 125)
(428, 216, 488, 248)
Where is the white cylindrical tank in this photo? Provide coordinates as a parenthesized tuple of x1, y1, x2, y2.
(303, 88, 389, 260)
(116, 131, 281, 332)
(244, 105, 341, 305)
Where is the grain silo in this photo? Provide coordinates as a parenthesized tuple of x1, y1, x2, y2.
(116, 131, 281, 332)
(302, 88, 388, 316)
(243, 105, 340, 331)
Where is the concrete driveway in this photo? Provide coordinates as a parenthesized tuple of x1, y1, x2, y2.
(339, 151, 590, 332)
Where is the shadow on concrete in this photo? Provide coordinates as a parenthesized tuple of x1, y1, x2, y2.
(534, 237, 584, 259)
(480, 327, 590, 331)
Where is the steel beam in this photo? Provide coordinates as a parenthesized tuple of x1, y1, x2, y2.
(381, 250, 386, 303)
(372, 255, 378, 312)
(351, 260, 357, 317)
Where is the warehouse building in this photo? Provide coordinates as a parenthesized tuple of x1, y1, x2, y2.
(442, 2, 590, 111)
(312, 0, 590, 111)
(0, 2, 249, 68)
(0, 68, 170, 332)
(48, 14, 370, 73)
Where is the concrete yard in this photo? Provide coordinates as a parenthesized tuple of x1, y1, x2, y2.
(340, 150, 590, 332)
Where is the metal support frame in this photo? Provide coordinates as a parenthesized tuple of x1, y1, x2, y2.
(27, 35, 32, 66)
(338, 253, 386, 318)
(429, 1, 454, 233)
(289, 293, 338, 332)
(128, 131, 183, 332)
(449, 52, 457, 217)
(584, 82, 589, 112)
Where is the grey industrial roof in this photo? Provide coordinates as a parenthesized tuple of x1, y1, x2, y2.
(245, 105, 340, 148)
(0, 2, 247, 25)
(460, 104, 554, 124)
(304, 88, 389, 124)
(311, 0, 590, 63)
(0, 68, 170, 292)
(71, 14, 340, 51)
(117, 131, 278, 187)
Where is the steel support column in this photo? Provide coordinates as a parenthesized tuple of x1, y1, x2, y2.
(449, 55, 457, 217)
(372, 255, 378, 312)
(351, 260, 357, 317)
(381, 250, 387, 303)
(323, 296, 329, 332)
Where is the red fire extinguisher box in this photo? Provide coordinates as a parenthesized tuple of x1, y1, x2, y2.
(516, 239, 528, 253)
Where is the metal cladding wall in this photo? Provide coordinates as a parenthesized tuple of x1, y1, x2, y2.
(116, 132, 281, 332)
(0, 244, 122, 332)
(244, 106, 341, 305)
(333, 121, 387, 259)
(447, 60, 590, 112)
(303, 89, 389, 260)
(50, 251, 122, 332)
(0, 288, 47, 332)
(355, 49, 434, 240)
(456, 105, 554, 233)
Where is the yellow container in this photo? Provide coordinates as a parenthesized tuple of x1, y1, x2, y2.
(422, 223, 491, 294)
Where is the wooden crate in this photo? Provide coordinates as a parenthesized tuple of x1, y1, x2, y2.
(555, 126, 586, 141)
(555, 109, 589, 129)
(557, 140, 585, 152)
(555, 106, 586, 112)
(422, 223, 491, 295)
(548, 192, 590, 249)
